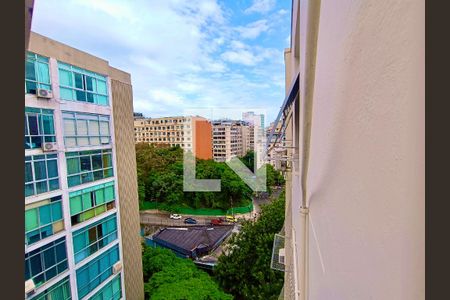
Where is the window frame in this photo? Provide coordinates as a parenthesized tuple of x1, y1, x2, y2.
(62, 111, 111, 148)
(76, 244, 120, 299)
(57, 62, 109, 106)
(25, 154, 60, 197)
(25, 107, 56, 150)
(25, 237, 68, 288)
(66, 149, 114, 188)
(69, 181, 116, 226)
(25, 195, 64, 246)
(25, 52, 51, 94)
(72, 213, 118, 263)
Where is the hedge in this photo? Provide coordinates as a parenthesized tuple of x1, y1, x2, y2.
(139, 201, 254, 216)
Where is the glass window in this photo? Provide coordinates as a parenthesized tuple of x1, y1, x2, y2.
(69, 181, 116, 225)
(72, 214, 118, 263)
(25, 237, 68, 288)
(66, 150, 113, 188)
(30, 276, 71, 300)
(89, 274, 122, 300)
(58, 62, 109, 105)
(63, 112, 111, 147)
(76, 245, 120, 299)
(25, 154, 60, 197)
(25, 196, 64, 246)
(25, 52, 51, 94)
(25, 107, 56, 149)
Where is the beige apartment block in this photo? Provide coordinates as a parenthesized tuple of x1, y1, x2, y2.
(212, 120, 249, 162)
(266, 120, 286, 171)
(278, 0, 424, 299)
(25, 32, 144, 300)
(133, 115, 212, 160)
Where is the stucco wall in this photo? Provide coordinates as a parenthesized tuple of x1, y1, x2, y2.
(111, 79, 145, 300)
(300, 0, 424, 299)
(194, 120, 213, 160)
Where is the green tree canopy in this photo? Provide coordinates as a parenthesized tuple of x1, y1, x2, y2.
(214, 191, 286, 300)
(142, 245, 233, 300)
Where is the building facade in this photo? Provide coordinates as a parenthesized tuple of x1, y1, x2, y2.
(25, 32, 144, 300)
(242, 112, 266, 170)
(212, 120, 250, 162)
(277, 0, 424, 299)
(266, 120, 286, 171)
(134, 116, 212, 160)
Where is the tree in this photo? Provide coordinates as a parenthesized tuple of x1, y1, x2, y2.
(214, 191, 286, 300)
(136, 145, 253, 210)
(142, 245, 233, 300)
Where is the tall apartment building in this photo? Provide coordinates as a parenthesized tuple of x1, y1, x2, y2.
(212, 120, 249, 162)
(25, 32, 144, 300)
(276, 0, 424, 299)
(242, 112, 266, 170)
(133, 116, 212, 160)
(266, 120, 286, 171)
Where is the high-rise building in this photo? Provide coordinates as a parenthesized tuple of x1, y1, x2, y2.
(242, 112, 266, 169)
(25, 32, 144, 300)
(133, 116, 212, 160)
(212, 120, 249, 162)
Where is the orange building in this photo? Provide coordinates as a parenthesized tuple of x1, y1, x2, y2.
(193, 119, 213, 160)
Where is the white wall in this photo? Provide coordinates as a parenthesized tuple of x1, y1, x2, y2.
(296, 0, 424, 299)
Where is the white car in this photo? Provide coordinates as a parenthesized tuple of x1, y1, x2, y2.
(169, 214, 182, 220)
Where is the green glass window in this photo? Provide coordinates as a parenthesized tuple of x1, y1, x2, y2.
(25, 107, 56, 149)
(89, 274, 121, 300)
(30, 276, 71, 300)
(58, 62, 109, 105)
(25, 52, 51, 94)
(66, 149, 113, 188)
(25, 154, 59, 197)
(69, 181, 116, 225)
(72, 213, 118, 263)
(25, 237, 68, 288)
(25, 196, 64, 246)
(76, 245, 120, 299)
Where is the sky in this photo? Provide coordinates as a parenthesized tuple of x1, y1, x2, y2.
(31, 0, 292, 125)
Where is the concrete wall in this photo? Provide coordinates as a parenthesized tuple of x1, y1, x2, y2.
(111, 79, 145, 300)
(293, 0, 424, 299)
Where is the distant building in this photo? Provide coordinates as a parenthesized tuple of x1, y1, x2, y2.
(134, 116, 212, 160)
(212, 119, 250, 162)
(148, 226, 233, 259)
(133, 112, 144, 119)
(266, 120, 286, 171)
(242, 112, 266, 169)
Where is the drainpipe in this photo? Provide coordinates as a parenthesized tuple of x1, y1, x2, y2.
(298, 0, 321, 299)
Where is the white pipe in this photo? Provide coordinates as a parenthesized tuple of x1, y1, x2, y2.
(297, 0, 321, 299)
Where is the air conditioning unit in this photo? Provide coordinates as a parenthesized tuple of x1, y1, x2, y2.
(25, 279, 35, 295)
(112, 261, 122, 274)
(42, 142, 58, 152)
(278, 248, 286, 265)
(37, 88, 53, 99)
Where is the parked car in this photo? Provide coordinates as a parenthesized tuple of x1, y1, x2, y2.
(169, 214, 182, 220)
(184, 217, 198, 224)
(210, 218, 223, 225)
(225, 215, 237, 223)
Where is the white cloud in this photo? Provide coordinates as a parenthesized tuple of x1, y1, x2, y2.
(236, 19, 269, 39)
(244, 0, 276, 14)
(31, 0, 289, 123)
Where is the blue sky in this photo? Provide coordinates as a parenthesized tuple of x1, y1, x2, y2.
(32, 0, 292, 124)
